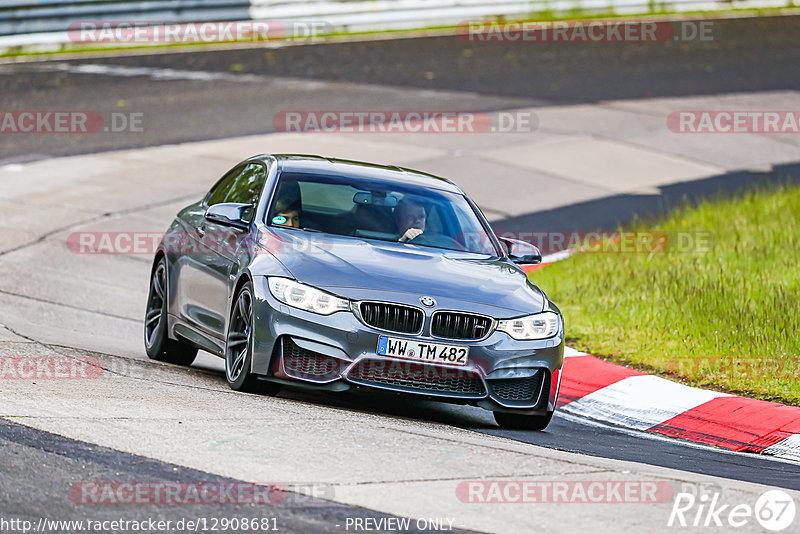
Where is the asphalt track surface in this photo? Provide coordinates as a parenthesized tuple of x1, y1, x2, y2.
(253, 388, 800, 492)
(1, 13, 800, 531)
(1, 418, 469, 533)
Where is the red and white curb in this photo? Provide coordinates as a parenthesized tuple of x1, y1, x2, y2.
(526, 252, 800, 463)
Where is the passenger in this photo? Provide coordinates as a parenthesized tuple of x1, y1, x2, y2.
(395, 198, 426, 242)
(271, 197, 301, 228)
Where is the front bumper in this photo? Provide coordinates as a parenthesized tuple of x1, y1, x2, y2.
(250, 277, 564, 414)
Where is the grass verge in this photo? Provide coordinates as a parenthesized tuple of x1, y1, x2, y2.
(531, 184, 800, 405)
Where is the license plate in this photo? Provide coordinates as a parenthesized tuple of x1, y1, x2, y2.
(376, 335, 469, 366)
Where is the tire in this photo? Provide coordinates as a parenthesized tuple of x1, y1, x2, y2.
(225, 281, 279, 395)
(493, 411, 553, 431)
(144, 258, 198, 366)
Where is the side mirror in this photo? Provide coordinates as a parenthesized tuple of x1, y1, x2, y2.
(204, 203, 251, 230)
(498, 236, 542, 265)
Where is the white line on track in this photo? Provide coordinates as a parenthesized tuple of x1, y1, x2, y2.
(24, 62, 266, 82)
(764, 434, 800, 463)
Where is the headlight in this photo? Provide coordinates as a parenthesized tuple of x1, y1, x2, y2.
(268, 277, 350, 315)
(497, 311, 560, 340)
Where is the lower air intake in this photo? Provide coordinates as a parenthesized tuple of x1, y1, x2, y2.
(346, 358, 485, 398)
(282, 338, 342, 381)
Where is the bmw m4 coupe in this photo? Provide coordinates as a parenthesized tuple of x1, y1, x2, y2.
(144, 155, 564, 430)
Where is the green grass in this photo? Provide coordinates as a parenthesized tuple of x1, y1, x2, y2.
(531, 184, 800, 405)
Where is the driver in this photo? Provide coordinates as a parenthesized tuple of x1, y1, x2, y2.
(394, 198, 426, 242)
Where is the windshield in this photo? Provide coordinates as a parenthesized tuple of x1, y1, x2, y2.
(267, 171, 499, 255)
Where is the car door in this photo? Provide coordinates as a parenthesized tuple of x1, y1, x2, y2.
(175, 162, 267, 342)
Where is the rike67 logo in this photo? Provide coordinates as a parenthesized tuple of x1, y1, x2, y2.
(669, 486, 796, 531)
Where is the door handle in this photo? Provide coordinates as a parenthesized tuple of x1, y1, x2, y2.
(197, 225, 206, 237)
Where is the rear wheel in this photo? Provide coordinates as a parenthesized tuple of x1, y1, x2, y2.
(493, 411, 553, 431)
(226, 282, 279, 395)
(144, 258, 197, 366)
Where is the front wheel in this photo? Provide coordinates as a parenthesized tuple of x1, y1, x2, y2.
(226, 282, 279, 395)
(144, 258, 197, 366)
(493, 411, 553, 431)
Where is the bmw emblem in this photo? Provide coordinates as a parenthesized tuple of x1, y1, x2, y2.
(420, 296, 436, 307)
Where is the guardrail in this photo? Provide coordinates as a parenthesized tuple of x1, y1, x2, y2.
(0, 1, 252, 35)
(0, 0, 790, 50)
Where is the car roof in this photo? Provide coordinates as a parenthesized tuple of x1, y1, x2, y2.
(252, 154, 464, 194)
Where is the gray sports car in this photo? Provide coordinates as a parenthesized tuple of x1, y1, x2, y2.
(144, 154, 564, 430)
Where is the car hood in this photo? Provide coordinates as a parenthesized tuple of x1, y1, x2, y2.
(259, 229, 545, 317)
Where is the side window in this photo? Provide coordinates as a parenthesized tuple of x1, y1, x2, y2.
(206, 165, 244, 207)
(225, 163, 267, 207)
(206, 163, 267, 222)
